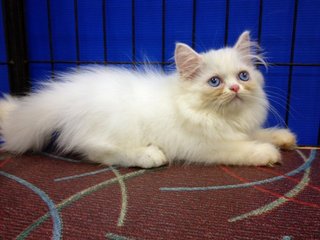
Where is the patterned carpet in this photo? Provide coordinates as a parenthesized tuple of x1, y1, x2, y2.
(0, 149, 319, 240)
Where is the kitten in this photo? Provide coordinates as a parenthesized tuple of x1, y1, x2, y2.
(0, 31, 296, 168)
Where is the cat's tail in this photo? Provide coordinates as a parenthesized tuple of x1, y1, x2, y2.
(0, 93, 55, 154)
(0, 95, 18, 124)
(0, 95, 20, 150)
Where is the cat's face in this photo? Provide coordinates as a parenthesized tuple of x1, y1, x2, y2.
(175, 31, 267, 114)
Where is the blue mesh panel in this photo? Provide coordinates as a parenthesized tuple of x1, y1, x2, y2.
(1, 0, 318, 145)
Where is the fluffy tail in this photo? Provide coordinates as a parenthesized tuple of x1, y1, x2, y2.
(0, 94, 55, 154)
(0, 95, 18, 124)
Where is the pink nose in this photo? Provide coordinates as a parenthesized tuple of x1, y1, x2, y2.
(230, 84, 240, 93)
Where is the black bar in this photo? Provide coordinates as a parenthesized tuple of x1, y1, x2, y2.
(318, 121, 320, 145)
(46, 0, 54, 77)
(285, 0, 299, 125)
(269, 62, 320, 66)
(257, 0, 263, 44)
(224, 0, 230, 45)
(2, 0, 29, 95)
(298, 145, 320, 148)
(27, 60, 171, 65)
(161, 0, 166, 69)
(192, 0, 196, 49)
(102, 0, 107, 64)
(132, 0, 136, 68)
(74, 0, 80, 65)
(25, 60, 320, 67)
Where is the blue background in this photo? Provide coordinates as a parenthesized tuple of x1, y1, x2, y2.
(0, 0, 319, 145)
(0, 1, 9, 93)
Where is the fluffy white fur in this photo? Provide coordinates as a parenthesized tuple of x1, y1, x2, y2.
(0, 31, 296, 168)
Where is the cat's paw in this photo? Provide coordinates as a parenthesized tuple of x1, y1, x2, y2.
(136, 145, 168, 168)
(249, 143, 281, 166)
(271, 129, 297, 150)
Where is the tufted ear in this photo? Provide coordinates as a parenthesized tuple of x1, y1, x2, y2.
(175, 43, 203, 80)
(234, 31, 266, 66)
(234, 31, 251, 56)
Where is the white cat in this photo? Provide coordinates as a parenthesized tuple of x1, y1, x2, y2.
(0, 31, 296, 168)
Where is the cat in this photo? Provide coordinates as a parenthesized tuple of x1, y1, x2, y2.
(0, 31, 296, 168)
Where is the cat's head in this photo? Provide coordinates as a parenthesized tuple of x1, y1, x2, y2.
(175, 31, 268, 116)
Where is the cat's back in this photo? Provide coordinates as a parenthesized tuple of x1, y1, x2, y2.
(52, 66, 171, 95)
(37, 66, 175, 118)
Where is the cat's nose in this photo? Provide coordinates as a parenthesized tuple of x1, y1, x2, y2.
(230, 84, 240, 93)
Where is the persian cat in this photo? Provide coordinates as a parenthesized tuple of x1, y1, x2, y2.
(0, 31, 296, 168)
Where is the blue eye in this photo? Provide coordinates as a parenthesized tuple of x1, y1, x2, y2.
(208, 77, 221, 87)
(238, 71, 250, 81)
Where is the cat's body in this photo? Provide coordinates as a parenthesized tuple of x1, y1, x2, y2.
(0, 32, 296, 168)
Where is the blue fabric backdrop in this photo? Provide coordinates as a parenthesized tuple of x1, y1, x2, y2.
(0, 1, 9, 93)
(0, 0, 319, 145)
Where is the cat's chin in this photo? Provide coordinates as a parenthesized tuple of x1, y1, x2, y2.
(233, 95, 242, 102)
(227, 94, 243, 105)
(223, 94, 246, 112)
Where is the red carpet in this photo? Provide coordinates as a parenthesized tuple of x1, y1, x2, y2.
(0, 149, 319, 239)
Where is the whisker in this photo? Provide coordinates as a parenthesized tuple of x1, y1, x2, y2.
(242, 91, 299, 121)
(264, 87, 300, 101)
(265, 92, 300, 119)
(264, 86, 288, 95)
(239, 93, 288, 127)
(267, 104, 288, 128)
(264, 92, 290, 104)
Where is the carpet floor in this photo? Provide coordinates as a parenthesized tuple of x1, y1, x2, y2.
(0, 149, 319, 239)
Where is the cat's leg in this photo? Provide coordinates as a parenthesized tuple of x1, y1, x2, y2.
(252, 128, 296, 150)
(83, 142, 168, 168)
(196, 140, 281, 166)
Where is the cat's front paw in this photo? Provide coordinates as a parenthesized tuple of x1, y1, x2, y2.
(271, 129, 297, 150)
(136, 145, 168, 168)
(250, 143, 281, 167)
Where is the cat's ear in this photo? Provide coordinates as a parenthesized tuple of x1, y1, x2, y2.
(175, 43, 203, 80)
(234, 31, 266, 66)
(234, 31, 251, 55)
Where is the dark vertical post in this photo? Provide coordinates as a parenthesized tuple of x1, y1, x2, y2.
(2, 0, 29, 95)
(191, 0, 196, 49)
(102, 0, 107, 64)
(161, 0, 166, 69)
(285, 0, 299, 126)
(132, 0, 136, 69)
(224, 0, 230, 46)
(46, 0, 55, 78)
(74, 0, 80, 66)
(257, 0, 263, 44)
(318, 121, 320, 146)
